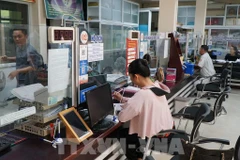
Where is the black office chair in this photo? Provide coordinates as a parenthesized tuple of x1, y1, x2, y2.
(232, 63, 240, 80)
(194, 69, 231, 103)
(143, 103, 211, 160)
(175, 92, 228, 130)
(169, 139, 234, 160)
(217, 62, 230, 75)
(146, 134, 238, 160)
(171, 135, 240, 160)
(235, 136, 240, 160)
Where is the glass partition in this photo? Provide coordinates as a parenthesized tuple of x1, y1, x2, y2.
(210, 29, 228, 59)
(0, 23, 76, 132)
(0, 1, 44, 131)
(0, 1, 138, 132)
(228, 29, 240, 49)
(177, 31, 196, 62)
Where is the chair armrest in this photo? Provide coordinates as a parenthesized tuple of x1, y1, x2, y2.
(159, 129, 187, 135)
(206, 73, 221, 78)
(191, 103, 204, 106)
(199, 74, 220, 84)
(172, 113, 191, 118)
(197, 138, 230, 145)
(191, 103, 211, 107)
(209, 79, 222, 84)
(200, 74, 218, 80)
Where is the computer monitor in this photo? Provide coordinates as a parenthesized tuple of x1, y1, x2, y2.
(88, 74, 107, 86)
(79, 81, 97, 105)
(86, 83, 114, 127)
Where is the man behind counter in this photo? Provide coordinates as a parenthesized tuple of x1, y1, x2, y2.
(1, 28, 43, 87)
(195, 45, 216, 77)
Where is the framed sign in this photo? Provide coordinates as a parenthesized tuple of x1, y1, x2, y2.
(44, 0, 84, 20)
(58, 107, 93, 144)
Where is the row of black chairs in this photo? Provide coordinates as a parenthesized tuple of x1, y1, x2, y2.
(145, 102, 239, 160)
(145, 64, 239, 159)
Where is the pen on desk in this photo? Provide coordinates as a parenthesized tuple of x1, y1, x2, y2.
(58, 119, 61, 138)
(41, 138, 53, 144)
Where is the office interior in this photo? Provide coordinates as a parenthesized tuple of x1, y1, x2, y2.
(0, 0, 240, 159)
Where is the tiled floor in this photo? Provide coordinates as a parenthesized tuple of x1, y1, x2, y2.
(152, 89, 240, 160)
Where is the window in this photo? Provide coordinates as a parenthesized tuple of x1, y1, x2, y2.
(0, 1, 28, 58)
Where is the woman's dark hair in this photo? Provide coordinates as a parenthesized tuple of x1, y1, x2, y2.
(143, 54, 151, 65)
(128, 59, 150, 78)
(231, 45, 239, 55)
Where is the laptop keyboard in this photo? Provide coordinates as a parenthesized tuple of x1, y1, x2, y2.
(0, 133, 26, 154)
(0, 137, 12, 154)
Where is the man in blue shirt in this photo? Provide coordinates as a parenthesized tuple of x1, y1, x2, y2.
(1, 28, 43, 86)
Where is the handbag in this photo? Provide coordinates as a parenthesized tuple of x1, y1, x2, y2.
(178, 140, 235, 160)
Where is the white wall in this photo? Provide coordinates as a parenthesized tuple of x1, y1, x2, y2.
(158, 0, 178, 32)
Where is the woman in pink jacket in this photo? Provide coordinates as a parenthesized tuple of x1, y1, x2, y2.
(113, 59, 173, 160)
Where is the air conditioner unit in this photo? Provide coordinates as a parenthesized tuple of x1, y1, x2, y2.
(207, 4, 225, 10)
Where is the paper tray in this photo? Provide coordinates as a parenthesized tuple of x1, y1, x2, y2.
(13, 99, 63, 111)
(27, 114, 58, 123)
(16, 122, 51, 137)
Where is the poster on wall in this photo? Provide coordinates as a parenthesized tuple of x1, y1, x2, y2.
(88, 43, 104, 62)
(44, 0, 84, 20)
(126, 38, 138, 75)
(79, 45, 88, 85)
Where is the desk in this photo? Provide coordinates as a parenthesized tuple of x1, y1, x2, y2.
(1, 123, 122, 160)
(1, 76, 197, 160)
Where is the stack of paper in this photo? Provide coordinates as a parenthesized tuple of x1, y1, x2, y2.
(107, 74, 125, 83)
(11, 83, 44, 102)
